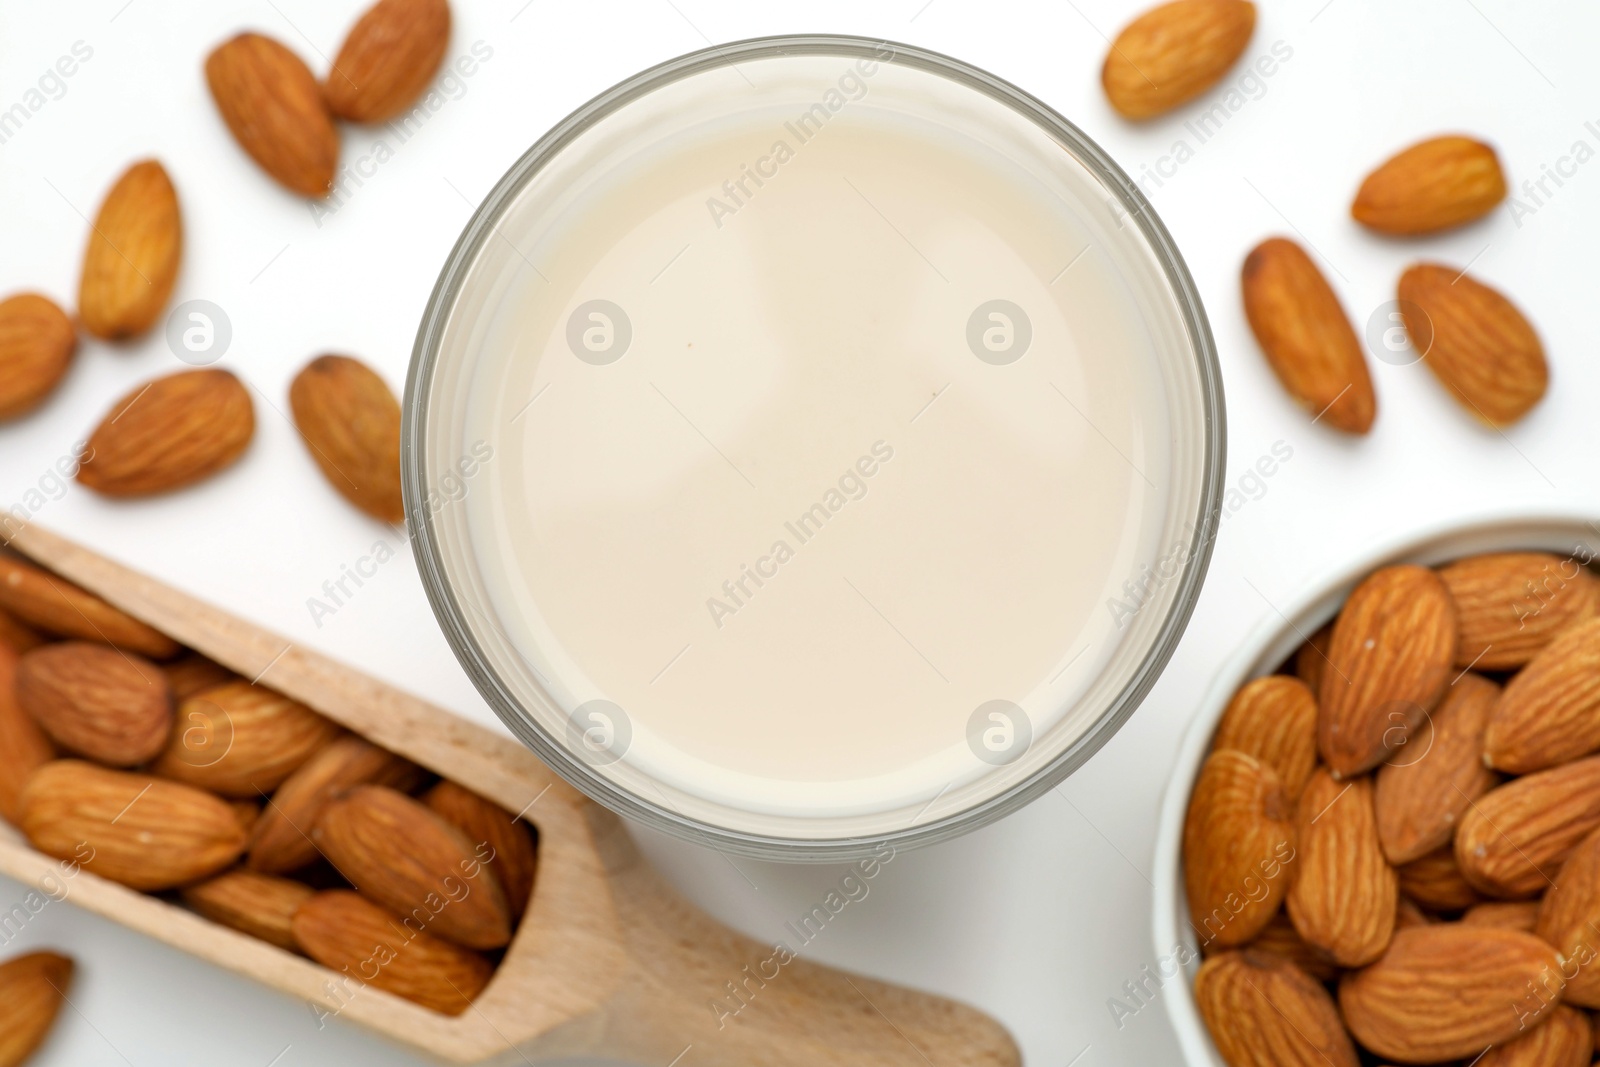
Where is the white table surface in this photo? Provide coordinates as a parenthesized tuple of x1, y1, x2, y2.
(1, 0, 1594, 1063)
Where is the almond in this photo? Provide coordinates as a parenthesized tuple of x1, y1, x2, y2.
(77, 160, 182, 340)
(77, 368, 255, 497)
(0, 607, 44, 655)
(1193, 950, 1358, 1067)
(0, 555, 178, 657)
(1456, 755, 1600, 898)
(1397, 845, 1482, 912)
(1211, 675, 1318, 801)
(1318, 564, 1456, 777)
(1241, 237, 1376, 434)
(1182, 750, 1295, 949)
(1340, 925, 1562, 1062)
(1441, 552, 1600, 670)
(1101, 0, 1256, 120)
(291, 890, 491, 1014)
(288, 355, 404, 523)
(325, 0, 452, 123)
(248, 736, 422, 874)
(1485, 618, 1600, 773)
(0, 951, 73, 1067)
(1393, 894, 1431, 930)
(16, 641, 173, 766)
(161, 651, 240, 700)
(205, 33, 339, 198)
(0, 293, 76, 420)
(21, 760, 246, 890)
(313, 785, 511, 950)
(1286, 770, 1396, 966)
(1243, 911, 1339, 982)
(180, 869, 314, 952)
(1536, 825, 1600, 1008)
(151, 680, 341, 797)
(1463, 900, 1540, 933)
(425, 779, 539, 923)
(1374, 672, 1500, 864)
(1399, 263, 1548, 426)
(1479, 1004, 1591, 1067)
(1293, 620, 1334, 693)
(0, 643, 53, 826)
(1352, 135, 1507, 235)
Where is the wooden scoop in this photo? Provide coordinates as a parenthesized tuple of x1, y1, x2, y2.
(0, 524, 1020, 1066)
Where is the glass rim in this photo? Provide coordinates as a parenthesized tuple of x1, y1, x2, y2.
(401, 33, 1228, 860)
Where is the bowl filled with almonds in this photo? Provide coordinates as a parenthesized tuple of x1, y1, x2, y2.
(1153, 512, 1600, 1066)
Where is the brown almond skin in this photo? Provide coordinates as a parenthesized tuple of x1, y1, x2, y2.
(1462, 899, 1540, 932)
(248, 736, 423, 874)
(1318, 565, 1457, 777)
(1352, 135, 1508, 235)
(0, 951, 74, 1067)
(0, 555, 178, 657)
(1374, 672, 1500, 865)
(1457, 755, 1600, 898)
(1193, 950, 1357, 1067)
(1102, 0, 1256, 121)
(1242, 911, 1339, 982)
(78, 160, 182, 341)
(0, 642, 54, 826)
(21, 761, 246, 890)
(1536, 825, 1600, 1008)
(292, 890, 492, 1014)
(289, 355, 404, 523)
(1400, 263, 1548, 426)
(1293, 620, 1334, 694)
(1441, 552, 1600, 670)
(1485, 618, 1600, 773)
(161, 652, 240, 700)
(206, 33, 339, 198)
(1397, 845, 1482, 913)
(1287, 770, 1396, 967)
(1340, 925, 1562, 1062)
(0, 607, 44, 655)
(1212, 675, 1318, 801)
(0, 294, 76, 420)
(425, 780, 539, 923)
(1242, 237, 1376, 434)
(152, 680, 342, 797)
(1183, 750, 1295, 949)
(313, 785, 511, 950)
(1479, 1004, 1591, 1067)
(181, 869, 314, 952)
(16, 641, 173, 767)
(325, 0, 452, 123)
(77, 368, 255, 497)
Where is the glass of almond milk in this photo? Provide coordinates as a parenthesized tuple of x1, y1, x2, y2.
(404, 36, 1224, 858)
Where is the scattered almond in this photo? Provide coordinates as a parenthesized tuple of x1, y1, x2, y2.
(1193, 950, 1357, 1067)
(288, 355, 404, 523)
(425, 779, 539, 923)
(1101, 0, 1257, 120)
(77, 160, 182, 341)
(325, 0, 452, 123)
(0, 555, 178, 657)
(16, 641, 173, 767)
(1441, 552, 1600, 670)
(77, 368, 255, 497)
(0, 294, 76, 420)
(1352, 135, 1507, 235)
(1287, 770, 1396, 966)
(181, 869, 314, 952)
(1211, 675, 1318, 800)
(1485, 618, 1600, 773)
(0, 951, 74, 1067)
(152, 680, 341, 797)
(0, 644, 54, 826)
(1182, 749, 1295, 948)
(1455, 754, 1600, 898)
(206, 33, 339, 198)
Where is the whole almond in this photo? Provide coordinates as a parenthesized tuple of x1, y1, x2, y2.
(1462, 900, 1540, 932)
(1243, 911, 1339, 982)
(181, 869, 314, 952)
(1480, 1004, 1591, 1067)
(1340, 925, 1562, 1062)
(0, 555, 178, 657)
(206, 33, 339, 198)
(248, 736, 423, 874)
(1193, 950, 1357, 1067)
(1352, 135, 1508, 235)
(77, 160, 182, 340)
(161, 651, 240, 700)
(1374, 672, 1500, 864)
(0, 293, 76, 420)
(21, 761, 246, 890)
(0, 951, 73, 1067)
(77, 368, 254, 497)
(1102, 0, 1256, 120)
(1318, 564, 1456, 777)
(152, 680, 342, 797)
(1397, 845, 1482, 912)
(1456, 755, 1600, 898)
(1212, 675, 1318, 801)
(313, 785, 511, 950)
(289, 355, 403, 523)
(1182, 750, 1295, 949)
(325, 0, 452, 123)
(425, 779, 539, 923)
(0, 643, 54, 826)
(1287, 770, 1396, 967)
(291, 890, 491, 1014)
(1399, 264, 1548, 426)
(1485, 618, 1600, 773)
(16, 641, 173, 766)
(1442, 552, 1600, 670)
(1242, 237, 1376, 434)
(1536, 825, 1600, 1008)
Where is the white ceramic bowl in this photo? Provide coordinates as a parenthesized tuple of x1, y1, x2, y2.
(1151, 510, 1599, 1065)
